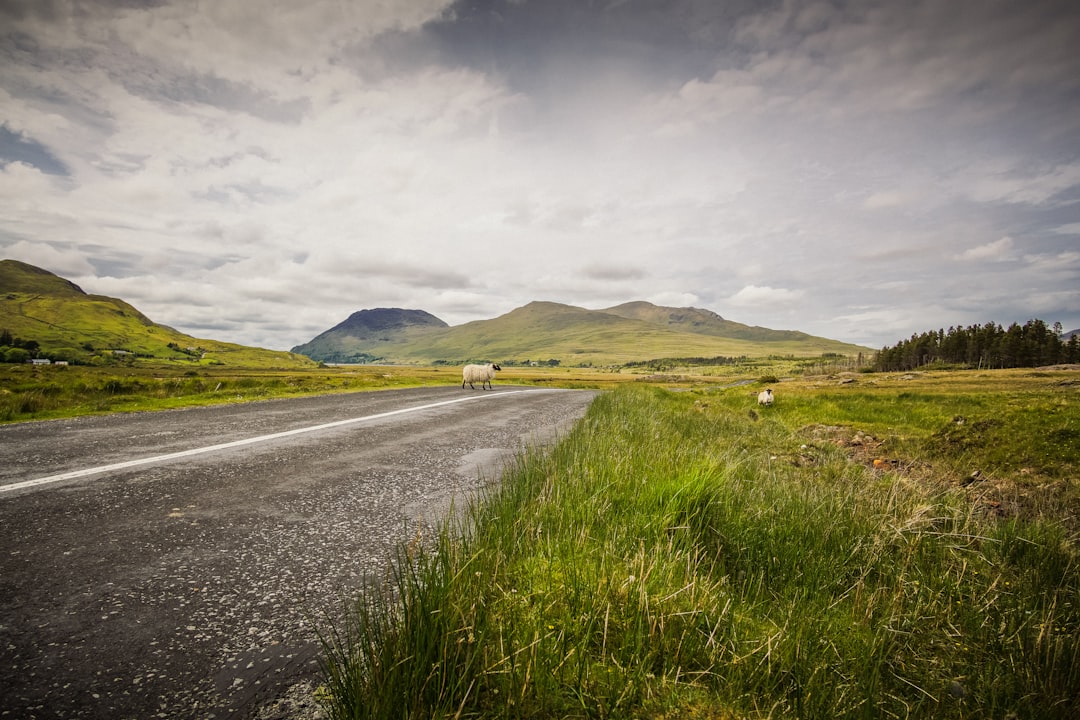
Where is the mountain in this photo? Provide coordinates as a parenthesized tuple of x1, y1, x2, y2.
(602, 301, 816, 342)
(290, 308, 448, 364)
(293, 300, 872, 365)
(0, 259, 315, 368)
(2, 258, 871, 368)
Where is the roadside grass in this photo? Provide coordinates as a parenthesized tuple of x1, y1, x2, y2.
(318, 371, 1079, 719)
(0, 362, 744, 424)
(0, 364, 625, 423)
(0, 364, 444, 422)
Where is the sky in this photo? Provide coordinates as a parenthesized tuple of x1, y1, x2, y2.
(1, 0, 1079, 352)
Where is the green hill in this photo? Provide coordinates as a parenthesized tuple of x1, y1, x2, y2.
(2, 258, 871, 368)
(602, 301, 817, 342)
(0, 259, 316, 368)
(295, 300, 872, 366)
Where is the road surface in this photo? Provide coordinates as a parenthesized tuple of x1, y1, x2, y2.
(0, 385, 597, 719)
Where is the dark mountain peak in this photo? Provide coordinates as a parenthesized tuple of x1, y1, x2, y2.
(334, 308, 448, 334)
(290, 307, 450, 361)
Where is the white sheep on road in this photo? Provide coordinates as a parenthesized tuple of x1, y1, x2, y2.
(757, 388, 774, 406)
(462, 363, 502, 390)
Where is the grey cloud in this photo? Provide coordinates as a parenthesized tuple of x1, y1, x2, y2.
(581, 264, 646, 282)
(197, 181, 294, 205)
(0, 0, 170, 23)
(2, 5, 308, 125)
(116, 64, 309, 123)
(324, 258, 472, 291)
(409, 0, 762, 126)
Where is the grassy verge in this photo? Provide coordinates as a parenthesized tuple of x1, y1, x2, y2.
(0, 364, 636, 423)
(318, 370, 1079, 719)
(0, 361, 763, 424)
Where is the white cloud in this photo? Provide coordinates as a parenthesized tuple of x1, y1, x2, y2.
(648, 291, 701, 308)
(727, 285, 805, 307)
(958, 237, 1015, 262)
(863, 191, 907, 210)
(3, 240, 95, 279)
(1054, 223, 1080, 235)
(957, 161, 1080, 207)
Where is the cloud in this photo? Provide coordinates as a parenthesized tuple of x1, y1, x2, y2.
(958, 237, 1016, 262)
(581, 264, 646, 282)
(0, 124, 69, 175)
(957, 161, 1080, 207)
(863, 191, 907, 210)
(727, 285, 806, 307)
(1, 0, 1078, 352)
(3, 239, 95, 279)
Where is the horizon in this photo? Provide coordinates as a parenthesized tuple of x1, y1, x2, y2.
(4, 258, 1077, 354)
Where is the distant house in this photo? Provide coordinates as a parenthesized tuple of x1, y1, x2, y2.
(29, 358, 51, 365)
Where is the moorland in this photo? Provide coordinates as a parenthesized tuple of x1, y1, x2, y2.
(2, 257, 1077, 718)
(5, 357, 1077, 719)
(317, 366, 1079, 720)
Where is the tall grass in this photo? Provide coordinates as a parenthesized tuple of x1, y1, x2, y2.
(318, 383, 1079, 719)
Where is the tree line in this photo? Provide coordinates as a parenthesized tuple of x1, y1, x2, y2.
(875, 319, 1079, 371)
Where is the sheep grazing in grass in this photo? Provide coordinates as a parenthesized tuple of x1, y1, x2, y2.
(757, 388, 774, 406)
(462, 363, 502, 390)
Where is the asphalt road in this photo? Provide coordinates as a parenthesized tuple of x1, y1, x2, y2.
(0, 385, 597, 720)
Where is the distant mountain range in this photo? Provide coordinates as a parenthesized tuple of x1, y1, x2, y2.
(0, 259, 315, 368)
(291, 299, 873, 365)
(0, 258, 897, 368)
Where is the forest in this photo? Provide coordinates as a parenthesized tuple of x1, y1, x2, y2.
(874, 319, 1079, 371)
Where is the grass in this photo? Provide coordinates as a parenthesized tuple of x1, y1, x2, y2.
(4, 357, 1077, 716)
(0, 364, 633, 423)
(0, 363, 433, 422)
(0, 360, 788, 424)
(317, 368, 1079, 719)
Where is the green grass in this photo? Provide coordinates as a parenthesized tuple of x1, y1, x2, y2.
(0, 363, 671, 423)
(0, 364, 459, 422)
(317, 370, 1080, 719)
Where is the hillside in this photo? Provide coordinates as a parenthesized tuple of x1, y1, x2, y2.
(602, 301, 816, 342)
(294, 300, 872, 366)
(0, 259, 316, 368)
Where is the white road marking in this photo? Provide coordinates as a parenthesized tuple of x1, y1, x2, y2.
(2, 390, 536, 494)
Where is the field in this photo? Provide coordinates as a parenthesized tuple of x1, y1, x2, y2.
(0, 360, 807, 423)
(3, 362, 1077, 718)
(0, 350, 877, 424)
(316, 367, 1079, 719)
(0, 363, 625, 423)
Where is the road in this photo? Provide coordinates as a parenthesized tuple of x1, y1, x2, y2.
(0, 385, 597, 719)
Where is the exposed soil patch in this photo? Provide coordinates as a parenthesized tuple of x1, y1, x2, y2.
(798, 423, 1045, 525)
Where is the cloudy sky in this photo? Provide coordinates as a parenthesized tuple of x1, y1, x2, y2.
(2, 0, 1078, 351)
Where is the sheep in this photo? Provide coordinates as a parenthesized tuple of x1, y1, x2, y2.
(757, 388, 774, 406)
(462, 362, 502, 390)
